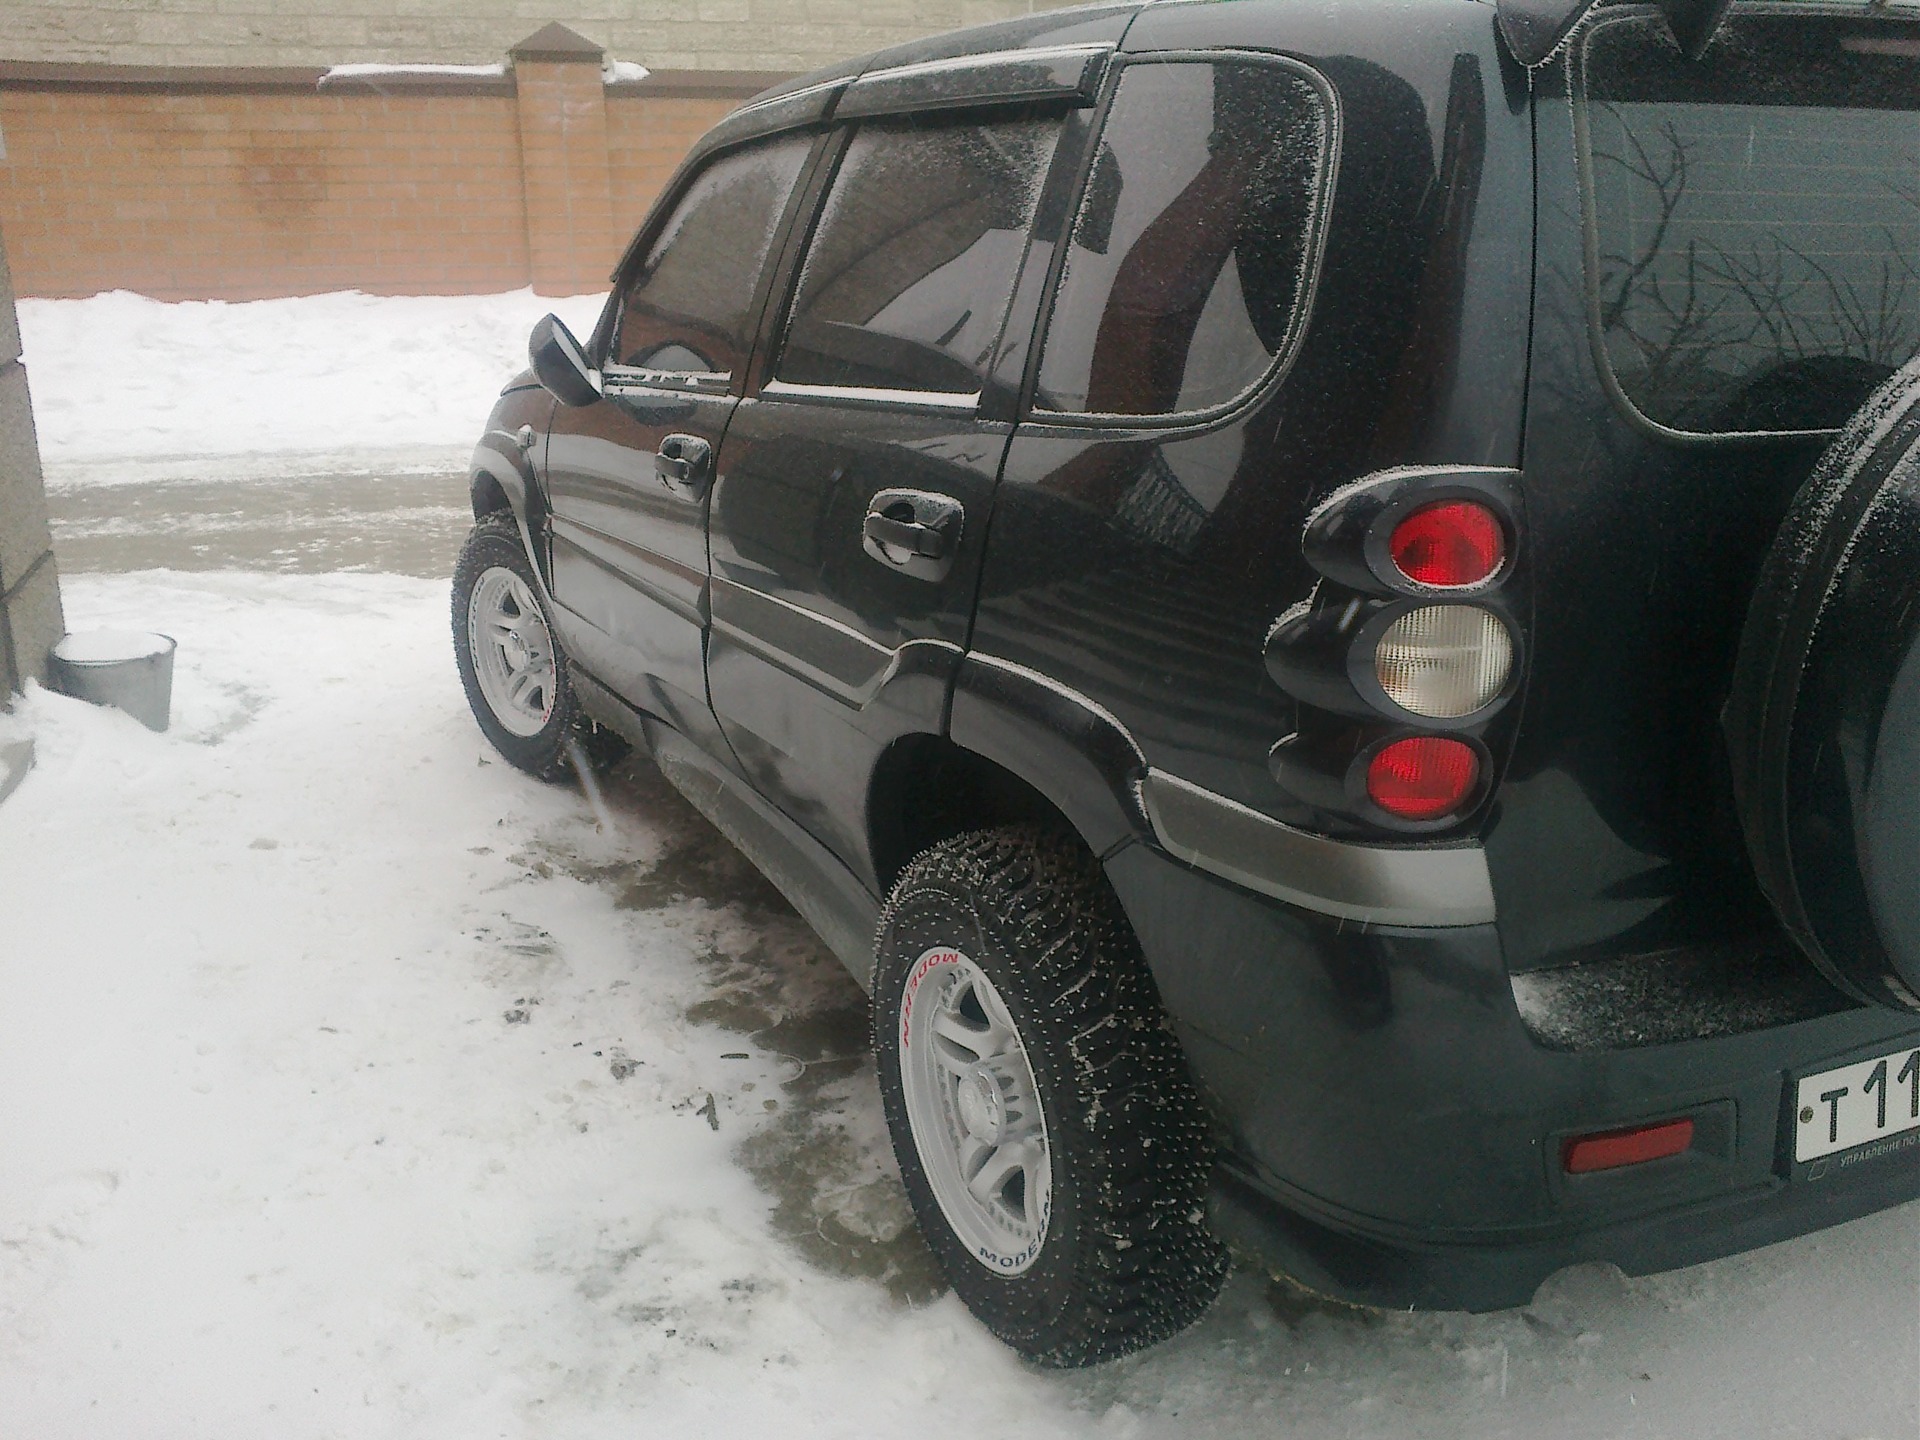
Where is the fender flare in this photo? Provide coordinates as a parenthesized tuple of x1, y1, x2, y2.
(947, 653, 1153, 856)
(469, 432, 554, 599)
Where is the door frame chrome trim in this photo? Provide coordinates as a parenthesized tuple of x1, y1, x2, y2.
(1140, 769, 1497, 928)
(759, 378, 981, 412)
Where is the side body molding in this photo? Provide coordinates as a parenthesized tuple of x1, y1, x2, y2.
(952, 656, 1497, 928)
(1141, 770, 1497, 927)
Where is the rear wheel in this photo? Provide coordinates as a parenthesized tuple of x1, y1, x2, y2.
(872, 827, 1227, 1366)
(453, 514, 599, 780)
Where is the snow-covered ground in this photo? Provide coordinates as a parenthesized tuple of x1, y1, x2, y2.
(5, 292, 1920, 1438)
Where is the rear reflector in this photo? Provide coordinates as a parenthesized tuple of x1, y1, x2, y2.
(1562, 1117, 1695, 1175)
(1390, 501, 1505, 587)
(1366, 736, 1479, 820)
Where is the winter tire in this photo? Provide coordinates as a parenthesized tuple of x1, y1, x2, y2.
(1726, 357, 1920, 1009)
(453, 513, 602, 781)
(871, 826, 1227, 1366)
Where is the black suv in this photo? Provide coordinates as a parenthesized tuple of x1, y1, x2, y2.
(453, 0, 1920, 1365)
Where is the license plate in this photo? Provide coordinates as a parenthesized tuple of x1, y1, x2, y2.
(1795, 1044, 1920, 1163)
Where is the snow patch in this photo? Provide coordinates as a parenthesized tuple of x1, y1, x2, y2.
(16, 289, 608, 479)
(51, 629, 174, 663)
(319, 61, 508, 83)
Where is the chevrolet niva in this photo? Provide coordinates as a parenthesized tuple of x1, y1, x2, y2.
(452, 0, 1920, 1364)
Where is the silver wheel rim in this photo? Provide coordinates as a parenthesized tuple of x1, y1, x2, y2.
(467, 566, 558, 738)
(898, 947, 1052, 1275)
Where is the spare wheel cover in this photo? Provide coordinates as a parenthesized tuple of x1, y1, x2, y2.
(1726, 358, 1920, 1011)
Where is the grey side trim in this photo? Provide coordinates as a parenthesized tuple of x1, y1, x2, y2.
(1140, 769, 1497, 927)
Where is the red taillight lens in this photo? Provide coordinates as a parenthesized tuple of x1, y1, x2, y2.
(1390, 501, 1505, 588)
(1562, 1118, 1695, 1175)
(1366, 736, 1479, 820)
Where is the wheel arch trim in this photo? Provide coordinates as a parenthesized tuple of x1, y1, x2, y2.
(950, 653, 1496, 927)
(948, 653, 1154, 856)
(1140, 769, 1496, 928)
(470, 437, 554, 601)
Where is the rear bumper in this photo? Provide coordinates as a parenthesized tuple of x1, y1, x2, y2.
(1104, 838, 1920, 1311)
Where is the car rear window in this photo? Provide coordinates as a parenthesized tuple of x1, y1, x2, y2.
(1033, 57, 1333, 420)
(1578, 11, 1920, 436)
(773, 113, 1062, 397)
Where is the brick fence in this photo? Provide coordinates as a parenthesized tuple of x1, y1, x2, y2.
(0, 24, 785, 299)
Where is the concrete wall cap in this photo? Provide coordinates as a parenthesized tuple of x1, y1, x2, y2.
(509, 22, 605, 63)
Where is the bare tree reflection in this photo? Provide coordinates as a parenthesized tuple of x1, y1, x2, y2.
(1592, 104, 1919, 427)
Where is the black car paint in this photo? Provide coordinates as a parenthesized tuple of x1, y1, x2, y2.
(468, 0, 1920, 1312)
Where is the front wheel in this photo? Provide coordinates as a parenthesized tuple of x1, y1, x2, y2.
(452, 513, 591, 780)
(872, 827, 1227, 1366)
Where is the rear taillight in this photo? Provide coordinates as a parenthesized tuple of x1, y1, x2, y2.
(1390, 500, 1504, 587)
(1366, 736, 1479, 820)
(1268, 468, 1523, 831)
(1562, 1118, 1695, 1174)
(1373, 605, 1513, 719)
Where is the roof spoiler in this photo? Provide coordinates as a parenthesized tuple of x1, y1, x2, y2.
(1495, 0, 1734, 67)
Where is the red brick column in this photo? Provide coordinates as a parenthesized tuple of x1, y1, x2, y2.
(510, 24, 616, 297)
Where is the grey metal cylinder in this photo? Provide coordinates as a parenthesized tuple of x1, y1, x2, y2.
(50, 631, 176, 732)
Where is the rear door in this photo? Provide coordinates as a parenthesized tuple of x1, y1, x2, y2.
(545, 132, 816, 743)
(706, 87, 1081, 887)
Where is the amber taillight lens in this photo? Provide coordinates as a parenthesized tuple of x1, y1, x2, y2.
(1390, 501, 1504, 587)
(1365, 736, 1480, 820)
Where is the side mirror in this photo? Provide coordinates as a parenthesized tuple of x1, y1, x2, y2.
(529, 313, 601, 407)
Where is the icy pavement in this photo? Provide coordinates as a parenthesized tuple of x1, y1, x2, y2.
(7, 574, 1918, 1438)
(3, 291, 1919, 1437)
(46, 470, 472, 578)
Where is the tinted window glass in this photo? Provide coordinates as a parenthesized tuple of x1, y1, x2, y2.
(613, 133, 813, 374)
(775, 115, 1061, 395)
(1035, 60, 1330, 417)
(1581, 15, 1920, 433)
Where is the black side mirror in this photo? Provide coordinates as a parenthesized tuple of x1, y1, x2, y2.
(529, 313, 601, 407)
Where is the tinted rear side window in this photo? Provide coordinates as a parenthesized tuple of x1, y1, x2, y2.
(1579, 14, 1920, 435)
(774, 114, 1062, 396)
(613, 133, 814, 375)
(1034, 58, 1333, 418)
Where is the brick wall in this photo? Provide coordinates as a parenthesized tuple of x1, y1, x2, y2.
(0, 85, 534, 300)
(0, 38, 774, 300)
(605, 94, 737, 245)
(0, 1, 1073, 75)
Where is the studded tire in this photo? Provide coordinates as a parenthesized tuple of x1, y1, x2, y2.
(871, 826, 1228, 1366)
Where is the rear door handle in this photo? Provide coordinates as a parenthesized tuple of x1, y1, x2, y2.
(655, 433, 712, 500)
(863, 489, 963, 582)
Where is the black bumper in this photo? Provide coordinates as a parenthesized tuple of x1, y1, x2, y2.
(1104, 839, 1920, 1312)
